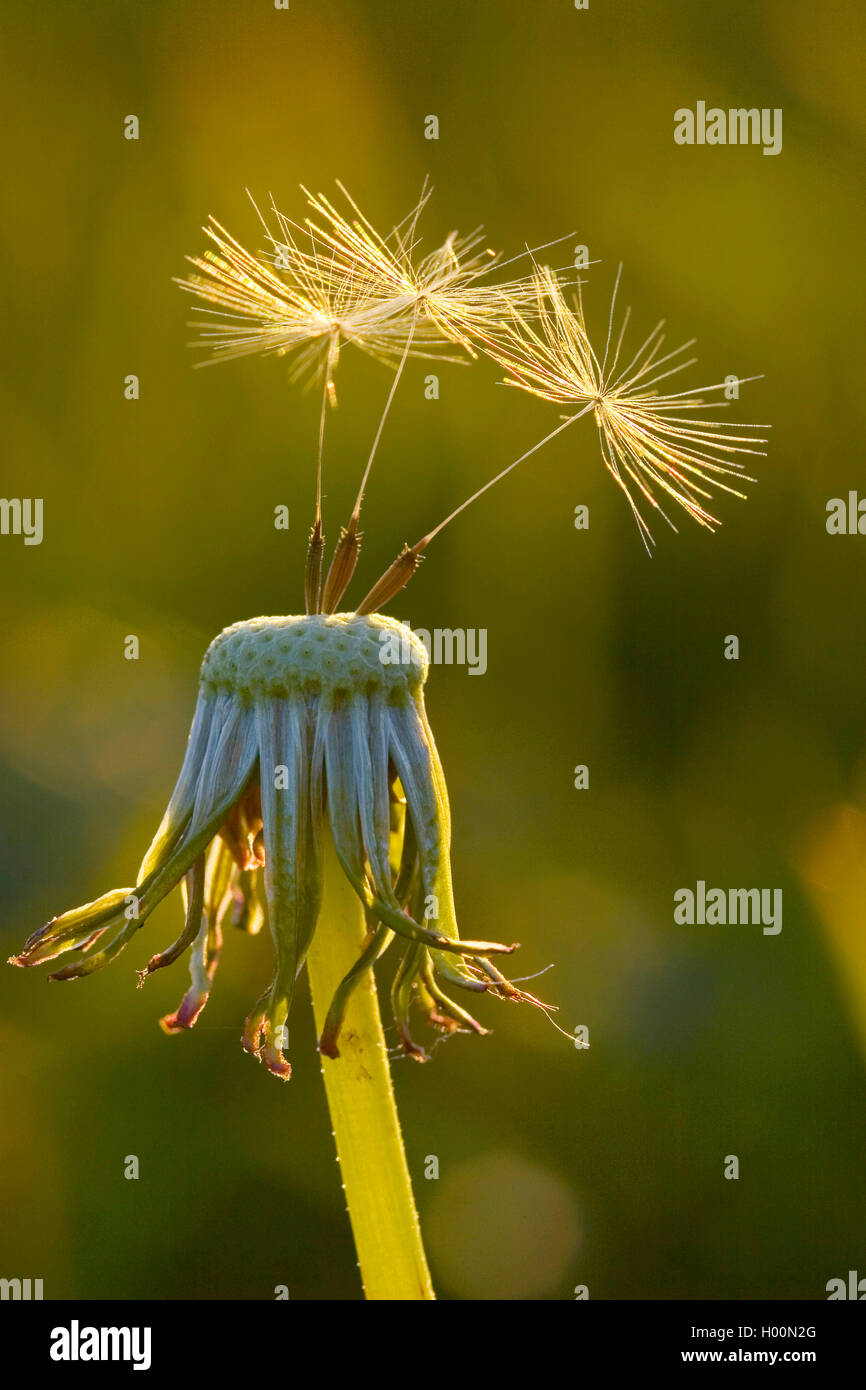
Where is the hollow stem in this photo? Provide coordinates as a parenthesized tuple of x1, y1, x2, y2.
(306, 831, 435, 1300)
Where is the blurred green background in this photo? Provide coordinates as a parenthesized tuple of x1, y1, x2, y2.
(1, 0, 865, 1300)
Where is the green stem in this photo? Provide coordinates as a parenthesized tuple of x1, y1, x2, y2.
(306, 832, 435, 1300)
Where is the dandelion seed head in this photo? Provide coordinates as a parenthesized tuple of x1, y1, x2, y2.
(200, 612, 427, 702)
(11, 608, 545, 1077)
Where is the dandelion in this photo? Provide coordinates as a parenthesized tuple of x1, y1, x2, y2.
(11, 183, 765, 1300)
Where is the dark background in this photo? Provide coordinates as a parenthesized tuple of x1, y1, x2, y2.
(1, 0, 865, 1299)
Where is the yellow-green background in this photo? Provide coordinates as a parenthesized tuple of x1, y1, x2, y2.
(1, 0, 865, 1299)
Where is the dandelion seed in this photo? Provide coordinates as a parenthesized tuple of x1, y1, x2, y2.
(175, 183, 531, 391)
(356, 266, 767, 612)
(479, 265, 769, 551)
(299, 180, 544, 358)
(176, 184, 545, 613)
